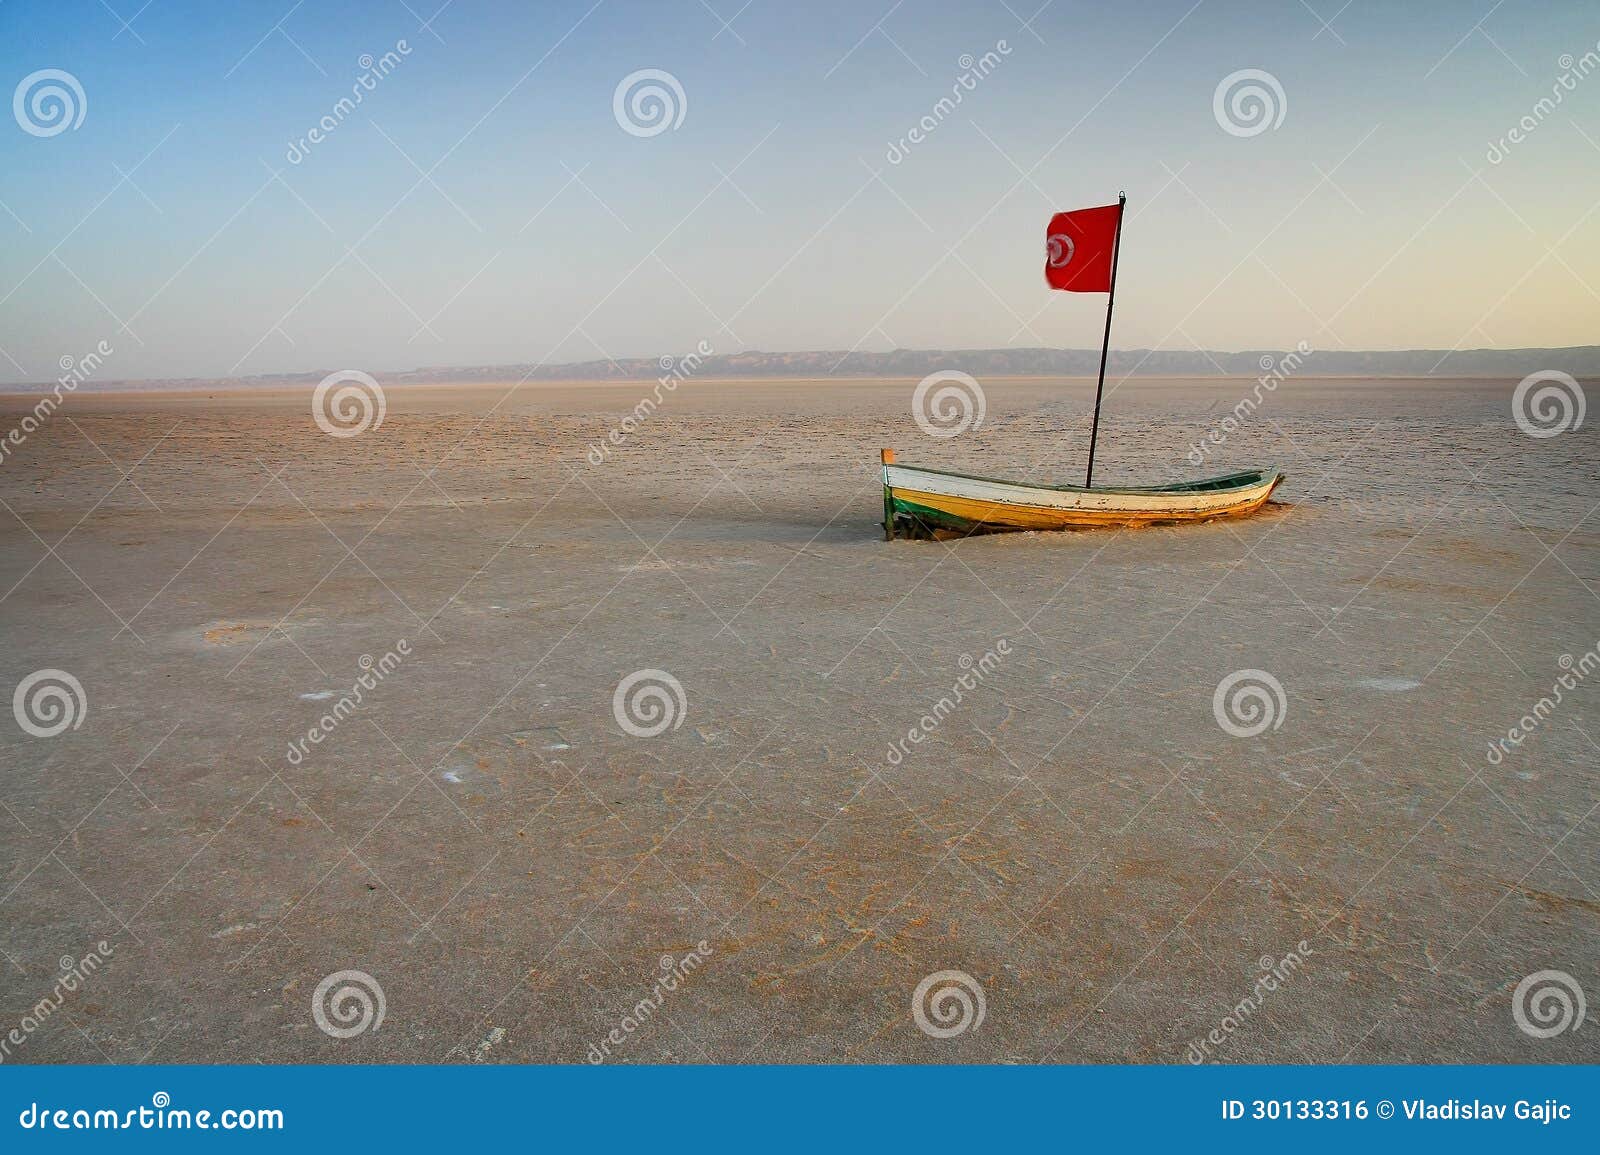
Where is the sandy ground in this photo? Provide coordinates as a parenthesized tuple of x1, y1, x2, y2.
(0, 375, 1596, 1064)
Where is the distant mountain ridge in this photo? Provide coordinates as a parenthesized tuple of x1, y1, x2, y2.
(8, 346, 1599, 391)
(384, 345, 1593, 382)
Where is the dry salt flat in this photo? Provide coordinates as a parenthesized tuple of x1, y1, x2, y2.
(0, 375, 1595, 1063)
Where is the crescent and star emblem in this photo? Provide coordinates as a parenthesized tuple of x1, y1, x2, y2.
(1046, 233, 1075, 268)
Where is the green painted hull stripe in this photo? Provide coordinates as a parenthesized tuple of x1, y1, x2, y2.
(890, 495, 988, 532)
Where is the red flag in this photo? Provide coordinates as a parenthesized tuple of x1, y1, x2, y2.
(1045, 202, 1122, 292)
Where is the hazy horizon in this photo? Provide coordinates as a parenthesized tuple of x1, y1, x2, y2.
(8, 340, 1600, 390)
(3, 0, 1598, 383)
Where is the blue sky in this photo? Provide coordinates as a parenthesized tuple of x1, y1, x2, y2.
(1, 0, 1597, 381)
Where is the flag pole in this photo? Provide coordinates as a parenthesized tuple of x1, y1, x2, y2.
(1084, 191, 1126, 489)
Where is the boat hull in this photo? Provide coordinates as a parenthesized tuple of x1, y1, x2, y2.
(883, 462, 1284, 535)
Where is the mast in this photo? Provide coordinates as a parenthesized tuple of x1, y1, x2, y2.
(1084, 191, 1126, 489)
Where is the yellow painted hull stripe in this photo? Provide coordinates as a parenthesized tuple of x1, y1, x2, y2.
(892, 485, 1277, 529)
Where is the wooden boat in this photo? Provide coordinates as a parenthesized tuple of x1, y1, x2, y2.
(881, 450, 1283, 538)
(877, 192, 1290, 540)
